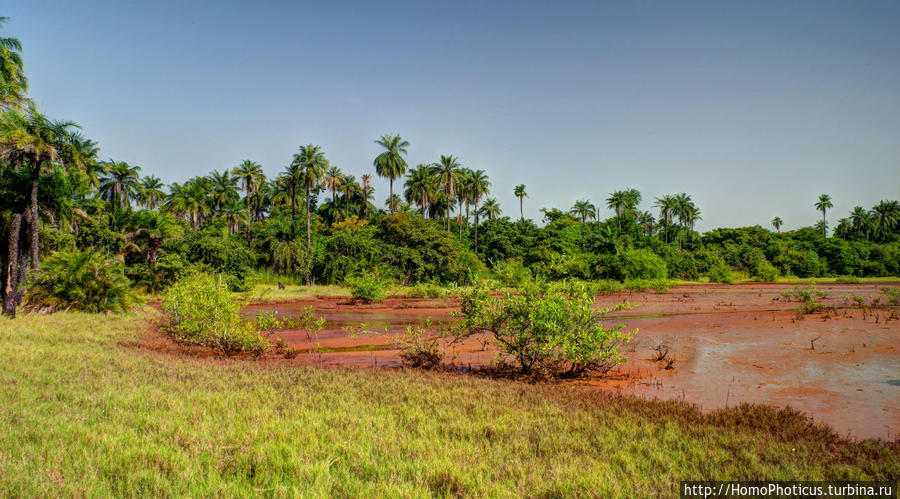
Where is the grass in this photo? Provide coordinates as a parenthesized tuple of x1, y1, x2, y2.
(1, 310, 897, 496)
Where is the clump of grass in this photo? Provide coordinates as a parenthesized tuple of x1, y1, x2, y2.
(836, 276, 862, 284)
(624, 278, 671, 293)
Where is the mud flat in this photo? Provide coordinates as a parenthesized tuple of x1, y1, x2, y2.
(245, 283, 900, 440)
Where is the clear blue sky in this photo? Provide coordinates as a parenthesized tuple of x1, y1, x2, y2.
(7, 0, 900, 230)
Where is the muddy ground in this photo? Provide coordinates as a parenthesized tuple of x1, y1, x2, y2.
(239, 282, 900, 441)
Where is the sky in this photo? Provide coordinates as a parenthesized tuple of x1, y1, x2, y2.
(5, 0, 899, 231)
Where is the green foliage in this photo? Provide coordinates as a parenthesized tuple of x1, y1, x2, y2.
(167, 228, 255, 291)
(751, 260, 779, 282)
(346, 274, 386, 303)
(836, 276, 862, 284)
(707, 261, 736, 284)
(403, 283, 448, 299)
(616, 248, 668, 280)
(624, 278, 671, 293)
(24, 250, 136, 313)
(492, 259, 533, 288)
(456, 281, 636, 377)
(162, 273, 268, 356)
(881, 286, 900, 306)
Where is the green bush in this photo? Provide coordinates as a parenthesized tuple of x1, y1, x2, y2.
(404, 283, 448, 299)
(456, 281, 636, 377)
(617, 249, 668, 280)
(624, 278, 671, 293)
(162, 273, 268, 356)
(590, 280, 625, 295)
(492, 260, 533, 288)
(836, 276, 862, 284)
(751, 260, 779, 282)
(24, 250, 137, 313)
(347, 274, 386, 303)
(707, 261, 736, 284)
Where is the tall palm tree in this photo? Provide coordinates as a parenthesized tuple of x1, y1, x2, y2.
(638, 211, 655, 236)
(360, 174, 373, 219)
(835, 218, 852, 239)
(374, 133, 409, 214)
(814, 194, 833, 238)
(673, 193, 694, 248)
(455, 168, 473, 239)
(384, 194, 403, 213)
(404, 164, 439, 216)
(514, 184, 527, 221)
(138, 175, 166, 210)
(569, 200, 596, 223)
(324, 165, 344, 205)
(468, 169, 491, 251)
(479, 198, 501, 220)
(0, 17, 28, 109)
(282, 163, 303, 225)
(871, 200, 900, 241)
(292, 144, 328, 251)
(849, 206, 870, 240)
(683, 202, 701, 248)
(606, 190, 627, 231)
(653, 195, 677, 243)
(0, 107, 78, 273)
(771, 216, 783, 233)
(430, 155, 462, 231)
(231, 159, 265, 242)
(99, 160, 142, 210)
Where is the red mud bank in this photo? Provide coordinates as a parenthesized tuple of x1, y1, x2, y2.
(243, 283, 900, 441)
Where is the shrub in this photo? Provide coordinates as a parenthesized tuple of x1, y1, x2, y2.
(590, 280, 625, 295)
(404, 283, 448, 299)
(398, 321, 443, 369)
(707, 261, 736, 284)
(456, 281, 637, 377)
(836, 276, 862, 284)
(347, 274, 386, 303)
(162, 273, 269, 356)
(617, 249, 667, 280)
(751, 260, 779, 282)
(24, 250, 137, 313)
(492, 260, 533, 288)
(624, 278, 671, 293)
(881, 287, 900, 306)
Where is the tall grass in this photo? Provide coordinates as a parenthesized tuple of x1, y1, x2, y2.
(0, 311, 896, 496)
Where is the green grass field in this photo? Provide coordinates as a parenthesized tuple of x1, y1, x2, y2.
(1, 310, 897, 496)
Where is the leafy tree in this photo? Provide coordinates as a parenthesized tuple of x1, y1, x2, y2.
(569, 200, 596, 223)
(99, 160, 141, 210)
(24, 249, 136, 313)
(871, 200, 900, 242)
(138, 175, 166, 210)
(374, 133, 409, 214)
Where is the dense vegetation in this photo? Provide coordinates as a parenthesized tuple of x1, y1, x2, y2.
(2, 13, 900, 318)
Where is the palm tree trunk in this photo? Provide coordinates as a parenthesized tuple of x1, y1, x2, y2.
(474, 201, 480, 251)
(29, 173, 40, 271)
(246, 191, 252, 244)
(3, 213, 22, 317)
(389, 178, 394, 214)
(519, 198, 523, 221)
(305, 187, 312, 251)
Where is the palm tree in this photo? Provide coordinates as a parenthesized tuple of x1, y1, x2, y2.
(404, 164, 438, 216)
(513, 184, 527, 221)
(606, 190, 627, 231)
(0, 17, 28, 109)
(384, 194, 404, 213)
(208, 169, 239, 213)
(324, 165, 344, 205)
(455, 168, 473, 239)
(673, 193, 694, 248)
(374, 133, 409, 214)
(125, 211, 183, 265)
(871, 200, 900, 241)
(292, 144, 328, 251)
(653, 195, 676, 243)
(835, 218, 852, 238)
(0, 107, 78, 274)
(683, 203, 701, 248)
(569, 200, 596, 223)
(638, 211, 655, 236)
(849, 206, 871, 240)
(479, 198, 501, 220)
(138, 175, 166, 210)
(360, 174, 373, 219)
(771, 216, 783, 233)
(99, 160, 142, 210)
(431, 155, 462, 230)
(231, 159, 265, 242)
(282, 163, 303, 225)
(468, 169, 491, 250)
(814, 194, 833, 238)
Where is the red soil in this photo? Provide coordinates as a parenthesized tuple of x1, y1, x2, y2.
(243, 283, 900, 441)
